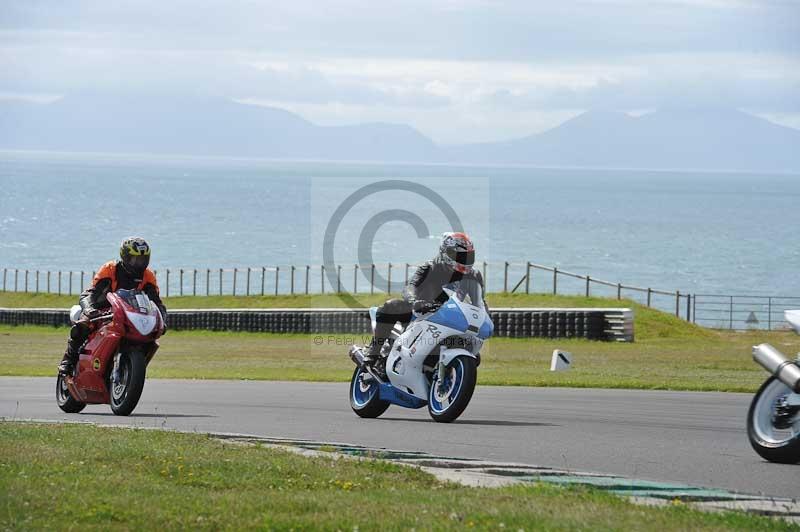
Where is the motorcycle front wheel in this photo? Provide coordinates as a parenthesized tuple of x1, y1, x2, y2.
(747, 376, 800, 463)
(349, 366, 389, 418)
(428, 356, 477, 423)
(56, 372, 86, 413)
(110, 350, 146, 416)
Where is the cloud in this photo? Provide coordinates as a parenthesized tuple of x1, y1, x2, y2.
(484, 54, 800, 113)
(1, 0, 798, 141)
(2, 0, 798, 60)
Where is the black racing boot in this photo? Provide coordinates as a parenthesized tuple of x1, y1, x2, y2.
(363, 338, 384, 365)
(57, 350, 77, 375)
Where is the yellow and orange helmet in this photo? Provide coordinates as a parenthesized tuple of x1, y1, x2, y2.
(120, 237, 151, 275)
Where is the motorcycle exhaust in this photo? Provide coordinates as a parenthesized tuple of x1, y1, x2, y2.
(348, 345, 385, 384)
(349, 345, 366, 367)
(753, 343, 800, 393)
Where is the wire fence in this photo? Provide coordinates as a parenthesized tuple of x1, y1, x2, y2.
(692, 294, 800, 331)
(1, 263, 797, 330)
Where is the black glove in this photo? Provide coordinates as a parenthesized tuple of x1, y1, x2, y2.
(84, 306, 102, 319)
(413, 300, 440, 314)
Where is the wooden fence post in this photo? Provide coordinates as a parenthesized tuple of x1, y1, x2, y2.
(261, 267, 266, 296)
(686, 293, 691, 322)
(552, 267, 558, 295)
(525, 262, 531, 294)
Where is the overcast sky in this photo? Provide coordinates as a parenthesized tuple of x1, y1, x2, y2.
(1, 0, 799, 143)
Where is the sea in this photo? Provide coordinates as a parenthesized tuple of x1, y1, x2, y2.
(1, 150, 798, 301)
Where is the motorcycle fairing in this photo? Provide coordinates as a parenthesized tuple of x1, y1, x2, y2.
(427, 302, 469, 332)
(378, 383, 427, 409)
(386, 290, 485, 401)
(68, 322, 124, 404)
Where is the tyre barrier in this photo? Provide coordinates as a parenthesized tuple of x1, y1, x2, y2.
(0, 307, 633, 341)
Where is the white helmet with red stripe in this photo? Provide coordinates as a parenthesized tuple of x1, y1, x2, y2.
(438, 232, 475, 274)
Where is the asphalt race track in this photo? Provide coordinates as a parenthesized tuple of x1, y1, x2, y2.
(1, 377, 797, 498)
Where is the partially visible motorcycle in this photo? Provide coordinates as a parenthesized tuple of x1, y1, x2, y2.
(747, 310, 800, 463)
(56, 289, 165, 416)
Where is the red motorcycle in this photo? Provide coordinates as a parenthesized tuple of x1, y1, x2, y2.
(56, 289, 165, 416)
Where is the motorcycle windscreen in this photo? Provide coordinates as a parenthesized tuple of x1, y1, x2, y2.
(116, 288, 158, 315)
(442, 278, 484, 309)
(125, 311, 158, 335)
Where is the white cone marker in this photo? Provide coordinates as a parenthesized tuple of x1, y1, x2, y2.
(550, 350, 572, 371)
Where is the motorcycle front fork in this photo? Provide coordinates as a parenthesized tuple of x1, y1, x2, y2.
(111, 353, 121, 385)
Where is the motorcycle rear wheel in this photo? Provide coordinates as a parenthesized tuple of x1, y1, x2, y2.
(56, 373, 86, 413)
(428, 356, 477, 423)
(350, 366, 389, 418)
(747, 376, 800, 464)
(110, 350, 146, 416)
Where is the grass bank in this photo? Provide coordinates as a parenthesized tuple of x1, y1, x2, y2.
(1, 324, 795, 392)
(0, 290, 719, 340)
(0, 422, 790, 531)
(2, 290, 795, 391)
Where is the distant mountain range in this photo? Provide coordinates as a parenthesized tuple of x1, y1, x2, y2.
(1, 93, 798, 172)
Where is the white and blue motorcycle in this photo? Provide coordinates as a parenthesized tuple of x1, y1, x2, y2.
(348, 278, 493, 423)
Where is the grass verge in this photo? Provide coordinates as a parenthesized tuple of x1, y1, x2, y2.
(2, 291, 796, 392)
(0, 422, 792, 531)
(1, 324, 796, 392)
(0, 290, 721, 340)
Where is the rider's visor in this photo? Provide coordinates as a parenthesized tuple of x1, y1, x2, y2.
(447, 248, 475, 266)
(126, 255, 150, 271)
